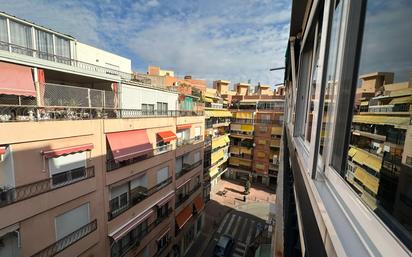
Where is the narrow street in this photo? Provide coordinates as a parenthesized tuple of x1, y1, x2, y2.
(187, 179, 275, 257)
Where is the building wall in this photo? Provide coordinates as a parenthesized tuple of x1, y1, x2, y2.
(120, 83, 178, 110)
(76, 42, 132, 74)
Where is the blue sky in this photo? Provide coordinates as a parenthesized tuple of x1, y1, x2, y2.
(1, 0, 291, 86)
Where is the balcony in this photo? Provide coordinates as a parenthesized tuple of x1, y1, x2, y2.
(0, 83, 203, 122)
(106, 153, 153, 172)
(0, 40, 145, 81)
(108, 177, 172, 220)
(176, 160, 202, 179)
(175, 183, 201, 208)
(176, 135, 203, 148)
(0, 166, 94, 208)
(111, 207, 173, 257)
(32, 219, 97, 257)
(154, 144, 173, 155)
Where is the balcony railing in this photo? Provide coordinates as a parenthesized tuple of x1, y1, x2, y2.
(112, 207, 173, 257)
(108, 177, 172, 220)
(175, 183, 201, 208)
(154, 144, 173, 155)
(176, 160, 202, 179)
(106, 153, 153, 172)
(230, 118, 283, 125)
(32, 219, 97, 257)
(0, 105, 204, 122)
(0, 40, 147, 81)
(176, 136, 203, 147)
(0, 166, 95, 208)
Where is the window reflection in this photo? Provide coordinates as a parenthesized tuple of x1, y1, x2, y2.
(345, 0, 412, 249)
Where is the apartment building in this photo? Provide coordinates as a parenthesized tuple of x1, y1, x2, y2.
(202, 88, 231, 201)
(223, 83, 285, 187)
(0, 12, 205, 257)
(274, 0, 412, 257)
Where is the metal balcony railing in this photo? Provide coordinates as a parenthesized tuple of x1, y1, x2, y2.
(111, 207, 173, 257)
(0, 40, 148, 81)
(230, 118, 283, 125)
(0, 105, 205, 122)
(175, 183, 201, 208)
(0, 166, 94, 208)
(106, 152, 153, 172)
(32, 219, 97, 257)
(176, 160, 202, 179)
(176, 136, 203, 147)
(154, 144, 173, 155)
(108, 177, 172, 220)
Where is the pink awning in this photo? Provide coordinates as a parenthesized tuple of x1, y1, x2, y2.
(110, 209, 154, 242)
(0, 146, 6, 155)
(0, 62, 35, 97)
(106, 130, 153, 162)
(41, 143, 94, 158)
(157, 191, 174, 207)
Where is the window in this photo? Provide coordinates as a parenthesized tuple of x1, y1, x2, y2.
(110, 183, 129, 214)
(0, 17, 8, 51)
(157, 166, 169, 184)
(157, 233, 169, 250)
(55, 203, 90, 240)
(55, 36, 70, 63)
(142, 104, 154, 115)
(48, 152, 86, 186)
(9, 20, 33, 56)
(294, 8, 323, 145)
(157, 203, 169, 218)
(0, 145, 15, 188)
(321, 0, 412, 249)
(259, 126, 268, 133)
(194, 151, 201, 163)
(111, 220, 148, 257)
(195, 126, 201, 138)
(130, 174, 147, 199)
(176, 157, 183, 173)
(157, 102, 168, 114)
(36, 29, 54, 60)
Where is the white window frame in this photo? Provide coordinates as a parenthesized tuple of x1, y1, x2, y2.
(289, 0, 412, 255)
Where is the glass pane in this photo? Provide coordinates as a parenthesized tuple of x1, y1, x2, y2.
(36, 29, 54, 60)
(9, 20, 33, 56)
(344, 0, 412, 249)
(0, 17, 8, 51)
(320, 0, 344, 156)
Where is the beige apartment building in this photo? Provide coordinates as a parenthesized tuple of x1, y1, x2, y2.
(0, 12, 205, 257)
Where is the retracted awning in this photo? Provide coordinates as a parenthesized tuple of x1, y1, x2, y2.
(389, 95, 412, 105)
(176, 205, 193, 229)
(0, 62, 36, 97)
(157, 131, 177, 143)
(241, 124, 254, 132)
(41, 143, 94, 158)
(193, 195, 205, 213)
(110, 209, 153, 242)
(235, 112, 253, 119)
(271, 126, 283, 135)
(177, 124, 192, 130)
(156, 191, 174, 207)
(352, 115, 409, 129)
(204, 110, 232, 118)
(106, 130, 152, 162)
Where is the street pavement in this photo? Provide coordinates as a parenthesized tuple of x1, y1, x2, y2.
(185, 179, 275, 257)
(201, 210, 266, 257)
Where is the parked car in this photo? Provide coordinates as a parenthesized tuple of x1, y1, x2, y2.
(214, 234, 234, 257)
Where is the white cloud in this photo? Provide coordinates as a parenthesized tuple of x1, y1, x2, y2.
(0, 0, 291, 86)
